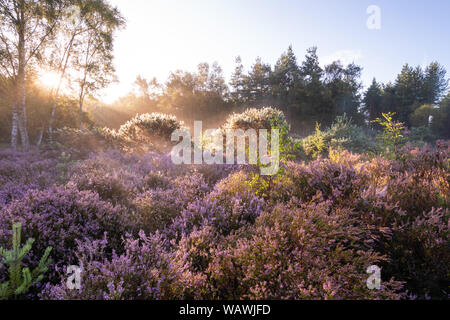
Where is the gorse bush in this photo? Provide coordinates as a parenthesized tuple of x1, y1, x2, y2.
(52, 113, 185, 156)
(222, 107, 287, 131)
(119, 113, 183, 139)
(117, 113, 185, 152)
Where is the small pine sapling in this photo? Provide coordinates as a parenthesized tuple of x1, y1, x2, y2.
(0, 223, 52, 300)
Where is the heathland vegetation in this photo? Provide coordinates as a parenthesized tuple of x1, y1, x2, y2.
(0, 0, 448, 300)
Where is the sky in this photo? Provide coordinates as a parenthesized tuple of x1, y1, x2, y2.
(100, 0, 450, 103)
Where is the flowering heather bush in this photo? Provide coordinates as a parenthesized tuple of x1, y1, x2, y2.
(0, 185, 134, 284)
(0, 182, 36, 208)
(68, 157, 144, 206)
(167, 172, 265, 239)
(285, 159, 364, 207)
(0, 149, 59, 187)
(0, 149, 59, 207)
(126, 171, 211, 235)
(131, 189, 182, 234)
(0, 117, 448, 300)
(204, 202, 405, 300)
(41, 231, 203, 300)
(169, 191, 265, 241)
(358, 141, 449, 217)
(96, 150, 182, 179)
(190, 163, 239, 186)
(173, 172, 211, 202)
(383, 208, 449, 299)
(332, 142, 450, 299)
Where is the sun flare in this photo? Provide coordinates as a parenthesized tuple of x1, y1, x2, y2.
(39, 71, 62, 90)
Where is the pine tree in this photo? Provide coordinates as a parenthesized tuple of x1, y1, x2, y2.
(246, 57, 273, 105)
(422, 62, 448, 105)
(230, 56, 246, 103)
(0, 223, 52, 300)
(272, 45, 301, 119)
(363, 78, 383, 120)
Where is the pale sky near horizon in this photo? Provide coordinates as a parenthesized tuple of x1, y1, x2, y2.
(99, 0, 450, 103)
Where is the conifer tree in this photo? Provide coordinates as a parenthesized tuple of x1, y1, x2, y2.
(0, 223, 52, 300)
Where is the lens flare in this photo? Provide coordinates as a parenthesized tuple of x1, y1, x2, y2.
(39, 71, 61, 89)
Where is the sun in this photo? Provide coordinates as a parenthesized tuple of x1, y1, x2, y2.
(39, 71, 62, 90)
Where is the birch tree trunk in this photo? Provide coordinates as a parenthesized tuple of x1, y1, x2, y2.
(36, 124, 45, 147)
(48, 34, 76, 145)
(11, 103, 19, 151)
(79, 99, 83, 131)
(48, 100, 57, 146)
(17, 6, 29, 151)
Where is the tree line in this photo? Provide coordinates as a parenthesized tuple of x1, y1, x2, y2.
(1, 1, 449, 152)
(106, 45, 449, 138)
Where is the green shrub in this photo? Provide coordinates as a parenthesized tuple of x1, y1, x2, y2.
(302, 123, 327, 159)
(302, 115, 375, 159)
(408, 126, 436, 146)
(409, 104, 435, 128)
(372, 112, 406, 155)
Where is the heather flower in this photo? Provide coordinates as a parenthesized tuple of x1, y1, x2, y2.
(0, 185, 134, 285)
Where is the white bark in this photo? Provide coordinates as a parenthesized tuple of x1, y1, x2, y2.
(11, 103, 18, 151)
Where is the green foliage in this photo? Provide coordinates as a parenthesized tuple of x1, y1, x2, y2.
(302, 115, 375, 159)
(362, 62, 448, 130)
(271, 115, 301, 165)
(327, 115, 374, 152)
(302, 123, 327, 159)
(408, 126, 436, 147)
(363, 78, 384, 120)
(409, 104, 435, 127)
(0, 223, 52, 300)
(432, 94, 450, 139)
(245, 112, 301, 199)
(372, 112, 406, 154)
(229, 46, 365, 132)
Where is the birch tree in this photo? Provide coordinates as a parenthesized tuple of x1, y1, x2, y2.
(45, 0, 123, 140)
(0, 0, 68, 150)
(69, 0, 124, 130)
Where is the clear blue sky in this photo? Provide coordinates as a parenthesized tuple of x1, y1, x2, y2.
(102, 0, 450, 102)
